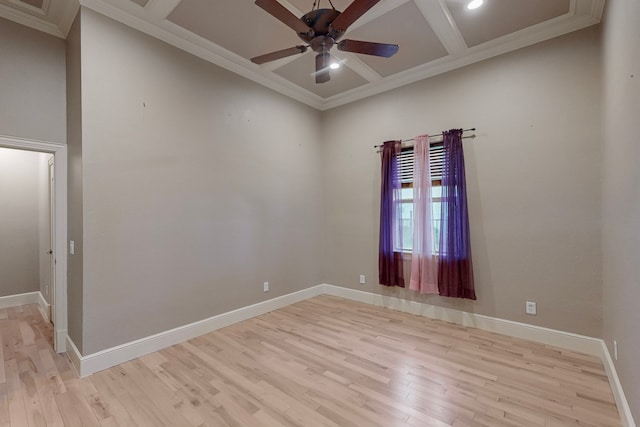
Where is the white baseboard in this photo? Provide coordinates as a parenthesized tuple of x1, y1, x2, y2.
(65, 335, 82, 377)
(63, 283, 635, 426)
(37, 291, 50, 323)
(69, 286, 325, 377)
(0, 291, 49, 323)
(0, 291, 42, 309)
(598, 341, 637, 427)
(55, 329, 68, 353)
(319, 284, 635, 427)
(320, 284, 604, 356)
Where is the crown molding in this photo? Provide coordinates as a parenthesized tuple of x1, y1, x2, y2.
(80, 0, 325, 109)
(3, 0, 604, 110)
(0, 2, 64, 37)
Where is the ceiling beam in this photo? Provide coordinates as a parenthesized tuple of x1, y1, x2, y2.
(0, 2, 65, 37)
(145, 0, 181, 21)
(413, 0, 467, 55)
(55, 0, 80, 36)
(335, 53, 383, 83)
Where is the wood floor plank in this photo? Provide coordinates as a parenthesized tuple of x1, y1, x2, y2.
(87, 371, 140, 427)
(91, 368, 168, 427)
(2, 299, 622, 427)
(34, 347, 66, 427)
(19, 368, 47, 427)
(118, 360, 197, 426)
(5, 359, 29, 427)
(0, 324, 6, 383)
(0, 383, 10, 427)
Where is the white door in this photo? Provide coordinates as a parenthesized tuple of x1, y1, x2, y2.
(48, 157, 55, 326)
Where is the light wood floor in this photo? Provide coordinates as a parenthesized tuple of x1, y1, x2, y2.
(0, 296, 621, 426)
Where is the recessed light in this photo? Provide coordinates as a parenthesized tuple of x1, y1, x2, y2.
(329, 62, 340, 70)
(467, 0, 483, 10)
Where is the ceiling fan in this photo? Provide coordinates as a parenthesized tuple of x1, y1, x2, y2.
(251, 0, 399, 83)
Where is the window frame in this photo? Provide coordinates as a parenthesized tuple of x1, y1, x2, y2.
(394, 143, 444, 255)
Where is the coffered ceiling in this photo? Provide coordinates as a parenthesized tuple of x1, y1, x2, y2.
(0, 0, 605, 110)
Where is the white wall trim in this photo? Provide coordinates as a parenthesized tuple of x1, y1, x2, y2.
(0, 291, 67, 352)
(0, 135, 68, 354)
(69, 286, 325, 377)
(599, 341, 637, 427)
(37, 291, 50, 323)
(65, 334, 82, 377)
(0, 291, 41, 309)
(56, 329, 68, 353)
(0, 290, 51, 324)
(0, 3, 65, 38)
(320, 284, 604, 356)
(64, 282, 635, 426)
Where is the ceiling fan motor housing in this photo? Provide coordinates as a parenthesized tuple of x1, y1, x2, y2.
(298, 8, 342, 44)
(310, 36, 334, 53)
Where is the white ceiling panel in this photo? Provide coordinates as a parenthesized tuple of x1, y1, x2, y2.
(344, 1, 447, 77)
(446, 0, 571, 47)
(128, 0, 148, 7)
(167, 0, 296, 60)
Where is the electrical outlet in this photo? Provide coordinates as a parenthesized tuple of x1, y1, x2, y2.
(263, 282, 269, 293)
(525, 301, 537, 315)
(359, 275, 365, 284)
(614, 340, 618, 361)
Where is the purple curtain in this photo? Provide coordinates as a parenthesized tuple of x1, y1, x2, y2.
(438, 129, 476, 300)
(379, 140, 405, 287)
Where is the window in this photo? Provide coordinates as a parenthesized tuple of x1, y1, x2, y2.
(394, 144, 444, 253)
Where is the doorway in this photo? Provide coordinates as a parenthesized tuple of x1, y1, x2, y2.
(0, 135, 67, 353)
(48, 156, 55, 325)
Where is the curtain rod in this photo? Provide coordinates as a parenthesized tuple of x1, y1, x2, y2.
(373, 128, 476, 149)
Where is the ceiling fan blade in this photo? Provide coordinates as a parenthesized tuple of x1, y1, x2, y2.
(337, 39, 399, 57)
(255, 0, 314, 37)
(251, 45, 308, 64)
(329, 0, 381, 34)
(315, 52, 331, 84)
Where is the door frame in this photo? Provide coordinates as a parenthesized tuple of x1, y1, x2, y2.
(48, 156, 55, 325)
(0, 134, 68, 353)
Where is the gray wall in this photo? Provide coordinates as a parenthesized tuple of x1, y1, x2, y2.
(321, 27, 603, 338)
(0, 17, 66, 143)
(0, 16, 62, 305)
(0, 147, 48, 297)
(78, 9, 324, 354)
(601, 0, 640, 421)
(66, 14, 84, 351)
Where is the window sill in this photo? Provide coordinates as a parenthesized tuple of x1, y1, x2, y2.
(399, 251, 440, 261)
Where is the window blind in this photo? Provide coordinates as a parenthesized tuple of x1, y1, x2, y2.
(397, 144, 444, 184)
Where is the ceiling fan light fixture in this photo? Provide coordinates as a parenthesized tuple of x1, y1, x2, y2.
(466, 0, 483, 10)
